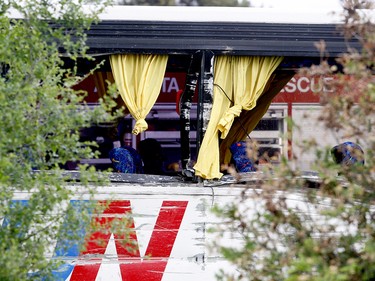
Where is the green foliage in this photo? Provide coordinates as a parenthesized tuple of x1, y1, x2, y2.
(0, 0, 118, 279)
(212, 1, 375, 280)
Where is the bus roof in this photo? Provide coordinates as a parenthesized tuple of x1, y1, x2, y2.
(82, 6, 360, 58)
(7, 5, 363, 59)
(98, 5, 344, 24)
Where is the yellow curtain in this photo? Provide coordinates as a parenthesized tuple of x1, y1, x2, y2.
(219, 72, 295, 164)
(194, 55, 283, 180)
(217, 56, 283, 138)
(109, 54, 168, 135)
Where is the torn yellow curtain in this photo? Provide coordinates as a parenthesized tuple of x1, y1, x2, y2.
(217, 56, 283, 138)
(194, 55, 283, 179)
(109, 54, 168, 135)
(219, 72, 295, 165)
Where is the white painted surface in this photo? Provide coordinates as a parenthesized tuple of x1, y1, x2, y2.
(250, 0, 342, 11)
(11, 180, 359, 281)
(13, 184, 243, 280)
(97, 5, 344, 24)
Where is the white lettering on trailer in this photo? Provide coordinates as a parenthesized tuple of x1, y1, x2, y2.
(162, 77, 180, 93)
(281, 76, 335, 94)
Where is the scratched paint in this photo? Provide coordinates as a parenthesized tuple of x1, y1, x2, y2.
(11, 183, 236, 281)
(14, 181, 319, 281)
(55, 200, 186, 281)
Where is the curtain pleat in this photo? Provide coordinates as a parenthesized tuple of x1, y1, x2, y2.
(109, 54, 168, 135)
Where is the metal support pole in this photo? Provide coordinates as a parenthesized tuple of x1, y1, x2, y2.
(196, 51, 214, 165)
(196, 51, 214, 151)
(180, 53, 200, 179)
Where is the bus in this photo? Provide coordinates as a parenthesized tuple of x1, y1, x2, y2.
(7, 5, 364, 280)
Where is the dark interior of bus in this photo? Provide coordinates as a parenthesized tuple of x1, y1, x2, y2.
(63, 54, 308, 174)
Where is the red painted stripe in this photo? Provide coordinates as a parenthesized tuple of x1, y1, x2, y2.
(119, 201, 188, 281)
(70, 200, 188, 281)
(70, 200, 135, 280)
(145, 201, 188, 257)
(68, 263, 102, 281)
(98, 200, 132, 214)
(120, 260, 168, 281)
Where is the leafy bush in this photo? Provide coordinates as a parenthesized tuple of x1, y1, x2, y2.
(0, 0, 118, 279)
